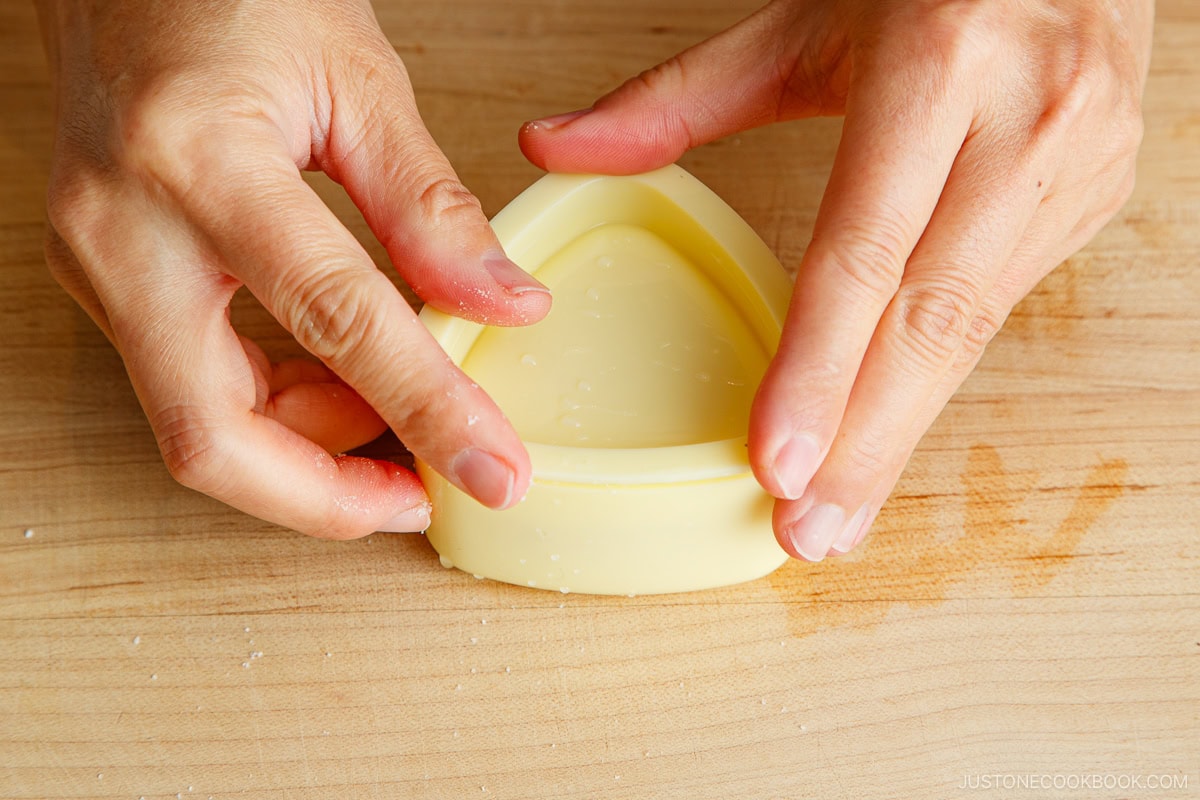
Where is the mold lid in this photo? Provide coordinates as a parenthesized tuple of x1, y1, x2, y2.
(421, 165, 793, 486)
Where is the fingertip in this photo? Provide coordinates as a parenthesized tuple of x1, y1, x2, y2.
(377, 500, 432, 533)
(449, 446, 530, 510)
(411, 252, 552, 328)
(311, 455, 432, 540)
(518, 111, 593, 171)
(524, 109, 594, 132)
(480, 251, 553, 326)
(748, 365, 828, 501)
(772, 494, 870, 563)
(755, 431, 823, 501)
(828, 505, 873, 557)
(517, 104, 684, 175)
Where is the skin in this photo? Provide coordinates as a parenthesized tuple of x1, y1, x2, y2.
(37, 0, 1154, 558)
(520, 0, 1155, 561)
(34, 0, 552, 538)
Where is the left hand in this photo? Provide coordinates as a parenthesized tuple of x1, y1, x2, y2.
(518, 0, 1153, 561)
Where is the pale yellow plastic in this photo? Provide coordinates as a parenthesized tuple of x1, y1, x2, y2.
(415, 165, 792, 595)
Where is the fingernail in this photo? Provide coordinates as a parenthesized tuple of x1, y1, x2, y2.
(378, 502, 432, 533)
(482, 251, 550, 297)
(770, 433, 822, 500)
(452, 448, 515, 509)
(829, 503, 870, 555)
(786, 502, 847, 562)
(527, 108, 592, 130)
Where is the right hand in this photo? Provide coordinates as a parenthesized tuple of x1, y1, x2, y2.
(35, 0, 551, 538)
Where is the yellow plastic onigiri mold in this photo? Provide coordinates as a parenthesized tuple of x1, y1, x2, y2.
(415, 164, 792, 595)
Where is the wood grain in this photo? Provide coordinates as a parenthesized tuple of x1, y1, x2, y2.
(1, 1, 1197, 798)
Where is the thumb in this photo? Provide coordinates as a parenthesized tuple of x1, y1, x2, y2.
(519, 2, 838, 174)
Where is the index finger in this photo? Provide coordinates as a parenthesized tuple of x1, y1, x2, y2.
(749, 50, 977, 510)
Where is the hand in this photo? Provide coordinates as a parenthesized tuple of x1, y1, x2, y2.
(36, 0, 550, 538)
(519, 0, 1153, 560)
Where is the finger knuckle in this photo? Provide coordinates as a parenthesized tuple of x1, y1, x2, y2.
(924, 2, 1004, 71)
(111, 81, 269, 192)
(416, 175, 484, 227)
(894, 283, 980, 365)
(1054, 73, 1107, 134)
(1038, 34, 1122, 134)
(110, 88, 197, 182)
(43, 182, 112, 309)
(378, 365, 451, 439)
(1113, 109, 1145, 160)
(284, 268, 382, 366)
(631, 55, 688, 98)
(963, 304, 1006, 356)
(613, 55, 704, 152)
(42, 223, 77, 279)
(884, 1, 1004, 86)
(44, 167, 102, 245)
(41, 225, 97, 304)
(837, 427, 892, 480)
(810, 217, 910, 305)
(154, 406, 231, 494)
